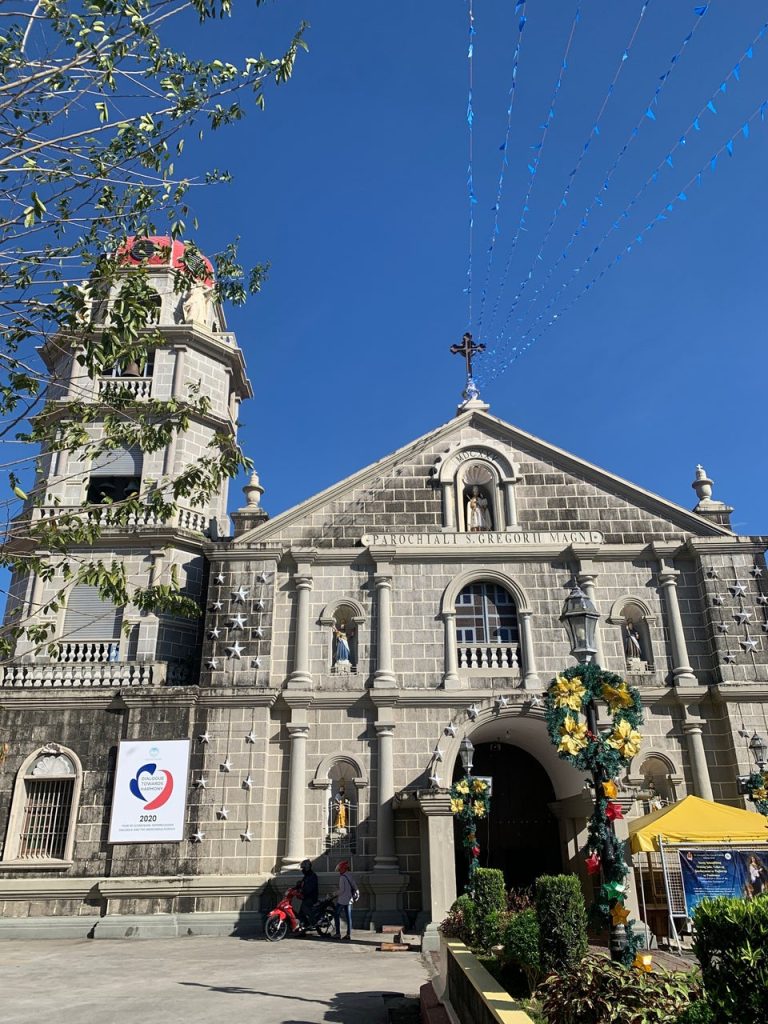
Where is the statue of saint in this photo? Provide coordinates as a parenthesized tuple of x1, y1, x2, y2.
(182, 282, 214, 325)
(466, 486, 491, 532)
(333, 782, 349, 830)
(332, 621, 353, 669)
(623, 620, 643, 660)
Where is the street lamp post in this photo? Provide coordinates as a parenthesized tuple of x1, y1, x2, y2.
(739, 731, 768, 816)
(559, 585, 627, 961)
(748, 731, 767, 771)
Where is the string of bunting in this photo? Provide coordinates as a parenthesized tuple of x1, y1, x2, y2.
(475, 1, 528, 331)
(465, 0, 476, 329)
(483, 3, 583, 340)
(480, 88, 768, 386)
(497, 1, 709, 339)
(494, 16, 768, 356)
(545, 664, 644, 966)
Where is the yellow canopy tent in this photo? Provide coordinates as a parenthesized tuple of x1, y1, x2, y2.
(629, 795, 768, 854)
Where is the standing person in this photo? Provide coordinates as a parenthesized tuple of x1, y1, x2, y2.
(333, 860, 358, 941)
(297, 858, 319, 932)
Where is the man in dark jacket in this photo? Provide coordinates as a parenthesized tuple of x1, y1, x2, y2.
(297, 859, 319, 930)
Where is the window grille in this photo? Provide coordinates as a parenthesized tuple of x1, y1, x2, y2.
(17, 754, 76, 860)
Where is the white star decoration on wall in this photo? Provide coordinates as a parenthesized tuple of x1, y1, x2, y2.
(428, 774, 441, 787)
(191, 830, 205, 843)
(750, 567, 764, 578)
(730, 584, 746, 598)
(206, 659, 218, 670)
(232, 586, 249, 603)
(494, 695, 509, 709)
(208, 627, 221, 639)
(198, 732, 210, 744)
(432, 746, 443, 762)
(740, 637, 758, 652)
(217, 807, 229, 820)
(194, 777, 208, 789)
(220, 759, 233, 773)
(466, 704, 479, 720)
(735, 612, 752, 625)
(214, 572, 225, 585)
(240, 830, 253, 842)
(226, 642, 244, 659)
(444, 723, 457, 737)
(245, 730, 256, 744)
(229, 614, 247, 630)
(242, 775, 253, 790)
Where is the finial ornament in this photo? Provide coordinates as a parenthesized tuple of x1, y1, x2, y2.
(692, 464, 714, 503)
(242, 470, 264, 509)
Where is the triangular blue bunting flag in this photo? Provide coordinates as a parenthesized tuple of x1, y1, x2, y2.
(594, 125, 600, 135)
(680, 135, 687, 146)
(666, 203, 674, 212)
(622, 50, 629, 61)
(519, 16, 527, 30)
(678, 191, 688, 201)
(726, 139, 734, 156)
(666, 155, 674, 167)
(733, 63, 740, 80)
(646, 107, 656, 121)
(693, 118, 700, 131)
(694, 5, 708, 15)
(743, 122, 750, 139)
(762, 102, 768, 120)
(720, 82, 727, 94)
(499, 142, 506, 150)
(515, 1, 525, 11)
(652, 170, 659, 181)
(746, 47, 753, 59)
(710, 154, 717, 171)
(707, 100, 717, 114)
(684, 32, 693, 43)
(561, 198, 567, 208)
(527, 164, 535, 174)
(696, 172, 703, 187)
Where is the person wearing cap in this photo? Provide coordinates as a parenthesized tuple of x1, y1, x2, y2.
(333, 860, 359, 941)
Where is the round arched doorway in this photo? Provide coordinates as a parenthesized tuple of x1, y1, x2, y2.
(453, 741, 562, 892)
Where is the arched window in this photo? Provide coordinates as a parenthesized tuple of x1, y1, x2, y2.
(455, 582, 520, 670)
(2, 745, 82, 864)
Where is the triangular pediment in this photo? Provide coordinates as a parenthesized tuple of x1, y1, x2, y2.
(234, 408, 732, 549)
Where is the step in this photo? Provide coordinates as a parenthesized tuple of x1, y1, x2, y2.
(380, 925, 402, 934)
(378, 942, 411, 952)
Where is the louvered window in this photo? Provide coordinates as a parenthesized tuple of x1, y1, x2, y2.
(63, 584, 122, 641)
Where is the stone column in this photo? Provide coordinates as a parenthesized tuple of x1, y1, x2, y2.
(442, 611, 460, 688)
(170, 345, 187, 399)
(657, 564, 697, 687)
(374, 720, 398, 871)
(502, 479, 518, 529)
(682, 713, 714, 801)
(440, 481, 456, 530)
(577, 571, 606, 668)
(373, 569, 397, 688)
(517, 610, 541, 689)
(282, 716, 310, 870)
(419, 792, 458, 951)
(287, 565, 313, 689)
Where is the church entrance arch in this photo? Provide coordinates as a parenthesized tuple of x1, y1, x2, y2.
(452, 741, 561, 891)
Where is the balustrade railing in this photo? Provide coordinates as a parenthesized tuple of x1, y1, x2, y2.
(54, 640, 120, 664)
(33, 504, 208, 533)
(0, 661, 153, 688)
(98, 376, 152, 399)
(457, 643, 519, 671)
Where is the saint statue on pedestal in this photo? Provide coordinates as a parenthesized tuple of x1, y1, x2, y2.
(466, 486, 492, 532)
(332, 620, 353, 671)
(623, 620, 643, 660)
(182, 282, 214, 325)
(333, 782, 349, 831)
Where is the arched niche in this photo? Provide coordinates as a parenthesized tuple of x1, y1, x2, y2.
(318, 598, 366, 673)
(607, 595, 656, 671)
(310, 754, 368, 858)
(432, 442, 521, 532)
(626, 749, 683, 805)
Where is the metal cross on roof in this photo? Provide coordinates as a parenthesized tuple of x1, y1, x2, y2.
(450, 331, 485, 403)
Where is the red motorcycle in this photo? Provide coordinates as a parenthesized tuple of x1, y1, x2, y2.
(264, 885, 336, 941)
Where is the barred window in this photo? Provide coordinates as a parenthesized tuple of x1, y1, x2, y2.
(2, 747, 82, 865)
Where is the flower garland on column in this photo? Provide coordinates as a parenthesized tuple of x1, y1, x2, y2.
(744, 771, 768, 816)
(450, 776, 491, 889)
(544, 663, 644, 966)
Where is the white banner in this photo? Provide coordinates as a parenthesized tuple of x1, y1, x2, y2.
(108, 739, 191, 844)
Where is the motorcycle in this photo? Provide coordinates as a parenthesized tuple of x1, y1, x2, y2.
(264, 885, 336, 942)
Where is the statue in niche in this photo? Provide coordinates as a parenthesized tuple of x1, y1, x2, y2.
(332, 781, 349, 832)
(332, 620, 354, 671)
(623, 620, 643, 660)
(466, 485, 492, 532)
(182, 281, 215, 325)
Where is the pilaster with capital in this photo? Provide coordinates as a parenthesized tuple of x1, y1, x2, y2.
(518, 610, 541, 689)
(373, 566, 397, 688)
(287, 559, 314, 689)
(374, 720, 398, 871)
(656, 558, 698, 687)
(282, 708, 310, 870)
(418, 791, 458, 949)
(442, 611, 460, 688)
(680, 700, 714, 800)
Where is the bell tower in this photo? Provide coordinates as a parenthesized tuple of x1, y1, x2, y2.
(2, 236, 253, 686)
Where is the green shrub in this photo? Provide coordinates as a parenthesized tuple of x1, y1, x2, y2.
(676, 1000, 715, 1024)
(440, 893, 478, 946)
(535, 874, 588, 974)
(537, 954, 701, 1024)
(503, 908, 541, 994)
(692, 894, 768, 1024)
(477, 908, 511, 950)
(473, 867, 507, 918)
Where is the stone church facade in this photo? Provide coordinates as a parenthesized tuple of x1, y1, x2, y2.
(1, 242, 767, 940)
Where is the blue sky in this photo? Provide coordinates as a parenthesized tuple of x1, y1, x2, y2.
(177, 1, 767, 533)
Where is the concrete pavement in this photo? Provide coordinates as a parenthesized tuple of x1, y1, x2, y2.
(0, 931, 429, 1024)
